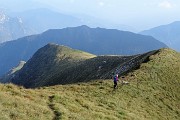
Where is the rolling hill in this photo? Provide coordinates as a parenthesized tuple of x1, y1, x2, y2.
(0, 48, 179, 120)
(0, 25, 167, 76)
(140, 21, 180, 51)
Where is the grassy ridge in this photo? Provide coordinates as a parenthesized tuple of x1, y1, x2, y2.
(9, 44, 96, 87)
(0, 48, 179, 120)
(7, 43, 158, 88)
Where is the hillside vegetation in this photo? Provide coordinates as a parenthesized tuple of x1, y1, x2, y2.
(9, 43, 96, 87)
(6, 44, 158, 88)
(0, 48, 179, 120)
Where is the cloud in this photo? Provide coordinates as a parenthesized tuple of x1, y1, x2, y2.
(158, 1, 174, 9)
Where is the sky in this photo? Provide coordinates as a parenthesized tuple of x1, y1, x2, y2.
(34, 0, 180, 31)
(1, 0, 180, 31)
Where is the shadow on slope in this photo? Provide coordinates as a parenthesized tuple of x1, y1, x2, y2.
(5, 43, 159, 88)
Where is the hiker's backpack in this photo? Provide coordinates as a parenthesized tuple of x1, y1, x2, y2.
(113, 76, 117, 81)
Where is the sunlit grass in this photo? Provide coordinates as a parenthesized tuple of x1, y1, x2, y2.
(0, 48, 179, 120)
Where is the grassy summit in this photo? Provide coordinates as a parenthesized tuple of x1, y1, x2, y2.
(5, 43, 158, 88)
(0, 48, 179, 120)
(9, 43, 96, 87)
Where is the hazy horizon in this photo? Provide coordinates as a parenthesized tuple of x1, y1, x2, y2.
(0, 0, 180, 31)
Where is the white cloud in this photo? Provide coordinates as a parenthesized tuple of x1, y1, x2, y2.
(158, 1, 174, 9)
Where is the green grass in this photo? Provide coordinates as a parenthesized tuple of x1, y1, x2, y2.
(52, 44, 96, 61)
(0, 48, 179, 120)
(0, 84, 54, 120)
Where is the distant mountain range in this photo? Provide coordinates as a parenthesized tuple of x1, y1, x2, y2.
(12, 8, 137, 34)
(0, 10, 33, 43)
(0, 25, 167, 76)
(0, 8, 84, 43)
(73, 13, 137, 32)
(1, 43, 159, 88)
(0, 8, 137, 43)
(12, 8, 83, 34)
(140, 21, 180, 51)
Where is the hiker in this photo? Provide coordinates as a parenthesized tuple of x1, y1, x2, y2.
(113, 74, 118, 89)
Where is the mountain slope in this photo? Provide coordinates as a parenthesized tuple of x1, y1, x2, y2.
(44, 48, 180, 120)
(9, 43, 96, 87)
(0, 25, 167, 76)
(0, 61, 26, 83)
(0, 48, 179, 120)
(41, 25, 166, 55)
(0, 10, 32, 43)
(5, 44, 158, 88)
(140, 21, 180, 51)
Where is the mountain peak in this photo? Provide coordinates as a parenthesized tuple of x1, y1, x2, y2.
(44, 43, 59, 48)
(0, 10, 9, 23)
(9, 43, 96, 87)
(36, 43, 96, 61)
(66, 25, 91, 30)
(78, 25, 90, 28)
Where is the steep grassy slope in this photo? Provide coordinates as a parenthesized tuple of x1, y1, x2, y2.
(41, 48, 180, 120)
(0, 48, 179, 120)
(10, 43, 96, 87)
(7, 44, 158, 88)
